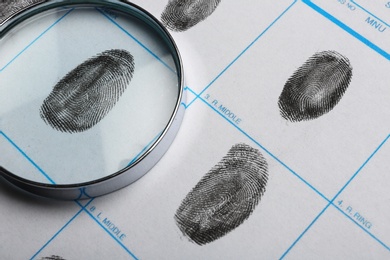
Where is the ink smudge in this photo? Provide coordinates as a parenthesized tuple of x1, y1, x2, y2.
(0, 0, 44, 23)
(161, 0, 221, 32)
(40, 49, 135, 133)
(278, 50, 353, 122)
(175, 143, 268, 245)
(40, 256, 66, 260)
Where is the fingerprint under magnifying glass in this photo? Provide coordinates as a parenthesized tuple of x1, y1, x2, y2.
(0, 0, 185, 200)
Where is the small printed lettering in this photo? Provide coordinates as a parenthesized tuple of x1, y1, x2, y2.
(89, 206, 127, 241)
(218, 105, 242, 125)
(337, 200, 373, 230)
(365, 17, 387, 32)
(204, 94, 243, 125)
(353, 212, 372, 229)
(346, 2, 355, 11)
(336, 0, 356, 11)
(102, 218, 127, 241)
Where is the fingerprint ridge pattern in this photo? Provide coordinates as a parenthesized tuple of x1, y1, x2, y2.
(278, 50, 353, 122)
(0, 0, 44, 23)
(175, 143, 268, 245)
(161, 0, 221, 32)
(40, 49, 135, 133)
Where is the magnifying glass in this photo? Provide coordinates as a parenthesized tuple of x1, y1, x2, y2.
(0, 0, 185, 200)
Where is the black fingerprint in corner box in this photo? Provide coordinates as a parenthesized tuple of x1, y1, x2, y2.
(161, 0, 221, 32)
(175, 143, 268, 245)
(40, 49, 135, 133)
(278, 50, 352, 122)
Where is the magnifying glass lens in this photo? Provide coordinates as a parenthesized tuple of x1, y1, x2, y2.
(0, 2, 184, 199)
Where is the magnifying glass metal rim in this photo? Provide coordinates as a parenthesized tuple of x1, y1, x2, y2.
(0, 0, 186, 200)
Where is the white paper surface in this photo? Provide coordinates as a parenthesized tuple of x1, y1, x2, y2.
(0, 0, 389, 259)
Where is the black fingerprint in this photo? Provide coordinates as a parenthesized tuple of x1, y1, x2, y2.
(40, 49, 135, 133)
(161, 0, 221, 32)
(40, 256, 65, 260)
(278, 50, 353, 122)
(0, 0, 43, 23)
(175, 143, 268, 245)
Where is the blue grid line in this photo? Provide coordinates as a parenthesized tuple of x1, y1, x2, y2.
(186, 0, 298, 108)
(332, 203, 390, 251)
(75, 201, 139, 260)
(350, 0, 390, 27)
(0, 9, 74, 72)
(302, 0, 390, 60)
(196, 95, 330, 202)
(280, 134, 390, 258)
(0, 131, 55, 184)
(30, 199, 94, 260)
(97, 8, 176, 73)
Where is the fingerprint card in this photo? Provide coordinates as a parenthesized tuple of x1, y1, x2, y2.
(1, 0, 390, 259)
